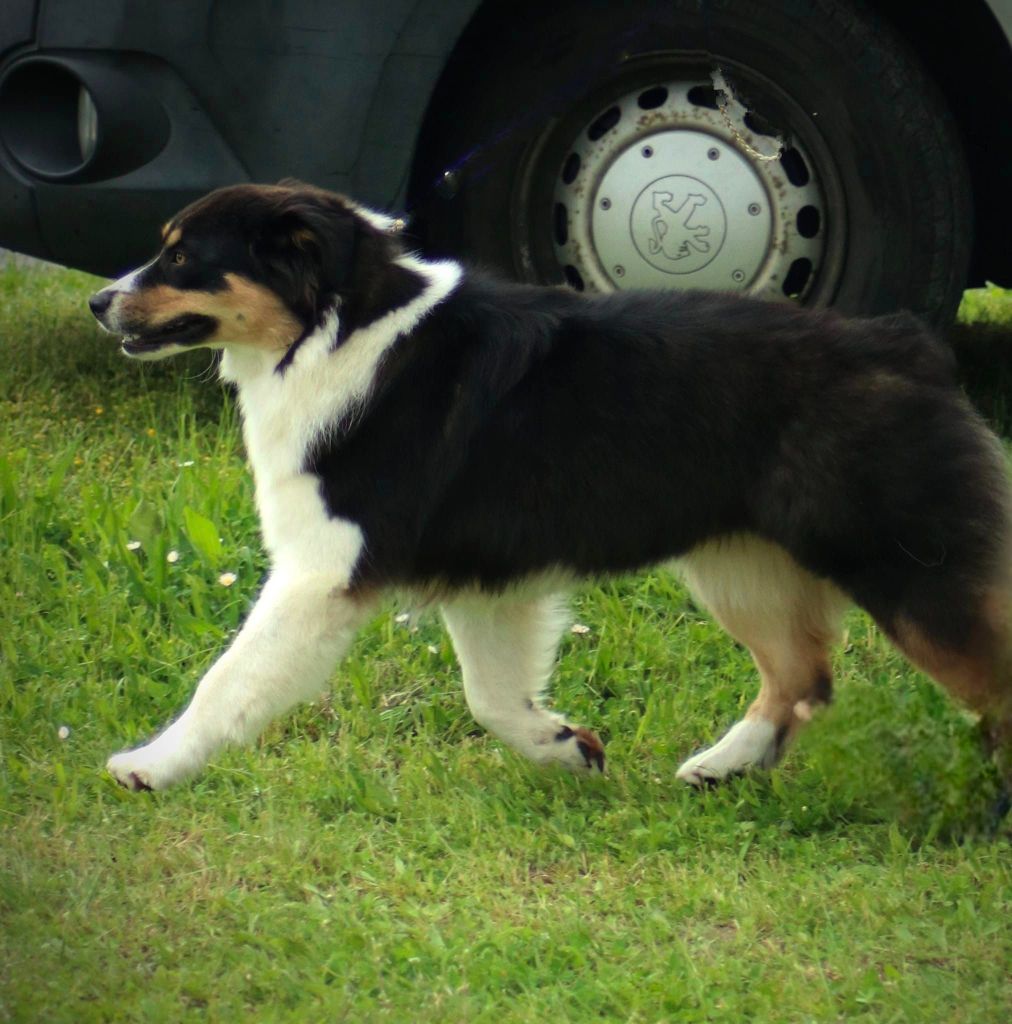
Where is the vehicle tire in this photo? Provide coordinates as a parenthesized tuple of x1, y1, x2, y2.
(410, 0, 972, 325)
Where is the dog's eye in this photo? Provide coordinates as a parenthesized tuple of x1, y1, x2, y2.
(172, 250, 187, 266)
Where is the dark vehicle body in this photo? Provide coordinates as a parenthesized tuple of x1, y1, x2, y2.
(1, 1, 1010, 323)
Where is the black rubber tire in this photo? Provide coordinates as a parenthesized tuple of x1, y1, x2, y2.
(410, 0, 972, 326)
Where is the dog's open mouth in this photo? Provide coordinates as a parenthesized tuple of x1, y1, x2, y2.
(120, 314, 217, 356)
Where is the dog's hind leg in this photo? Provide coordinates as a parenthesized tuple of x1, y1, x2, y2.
(107, 572, 374, 790)
(675, 536, 848, 786)
(865, 576, 1012, 793)
(840, 417, 1012, 795)
(442, 594, 605, 771)
(898, 622, 1012, 792)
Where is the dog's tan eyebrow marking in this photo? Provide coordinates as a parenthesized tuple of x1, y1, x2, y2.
(163, 225, 182, 249)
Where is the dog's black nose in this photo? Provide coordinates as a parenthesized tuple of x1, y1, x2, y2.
(88, 291, 112, 318)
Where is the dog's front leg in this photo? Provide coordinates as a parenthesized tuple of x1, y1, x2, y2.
(107, 572, 373, 791)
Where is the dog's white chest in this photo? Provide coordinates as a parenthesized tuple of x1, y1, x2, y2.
(251, 459, 363, 581)
(222, 330, 365, 582)
(218, 258, 460, 583)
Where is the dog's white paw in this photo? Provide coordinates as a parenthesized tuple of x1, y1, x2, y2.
(479, 704, 606, 773)
(543, 724, 606, 772)
(676, 718, 778, 787)
(106, 733, 198, 791)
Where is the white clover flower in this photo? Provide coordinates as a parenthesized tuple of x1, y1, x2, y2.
(57, 725, 70, 740)
(126, 540, 141, 551)
(166, 550, 180, 563)
(570, 623, 591, 635)
(218, 572, 237, 587)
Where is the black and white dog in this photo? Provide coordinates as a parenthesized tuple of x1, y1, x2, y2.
(89, 182, 1012, 794)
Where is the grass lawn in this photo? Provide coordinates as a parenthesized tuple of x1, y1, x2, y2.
(2, 266, 1011, 1022)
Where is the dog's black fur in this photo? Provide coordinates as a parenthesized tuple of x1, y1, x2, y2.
(310, 274, 1003, 656)
(89, 182, 1012, 793)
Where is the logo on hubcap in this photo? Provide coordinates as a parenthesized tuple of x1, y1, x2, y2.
(631, 175, 726, 274)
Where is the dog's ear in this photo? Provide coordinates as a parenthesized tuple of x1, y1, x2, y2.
(256, 186, 427, 340)
(254, 190, 361, 322)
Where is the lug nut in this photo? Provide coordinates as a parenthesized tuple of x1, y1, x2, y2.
(732, 269, 746, 283)
(707, 148, 720, 160)
(614, 265, 626, 277)
(748, 203, 761, 215)
(641, 146, 654, 158)
(600, 197, 612, 210)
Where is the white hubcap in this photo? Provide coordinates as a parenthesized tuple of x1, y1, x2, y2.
(553, 79, 826, 301)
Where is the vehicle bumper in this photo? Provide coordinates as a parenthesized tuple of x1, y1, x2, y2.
(0, 50, 247, 277)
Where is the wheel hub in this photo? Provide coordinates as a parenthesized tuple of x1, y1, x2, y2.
(595, 130, 770, 289)
(553, 80, 825, 300)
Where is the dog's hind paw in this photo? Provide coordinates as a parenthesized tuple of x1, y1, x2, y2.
(676, 718, 778, 787)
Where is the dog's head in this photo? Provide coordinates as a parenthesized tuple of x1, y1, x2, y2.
(88, 181, 410, 360)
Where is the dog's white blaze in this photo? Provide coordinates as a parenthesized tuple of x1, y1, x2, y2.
(92, 257, 160, 336)
(105, 261, 152, 294)
(220, 256, 462, 578)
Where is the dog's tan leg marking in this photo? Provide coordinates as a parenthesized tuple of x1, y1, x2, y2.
(676, 536, 848, 785)
(107, 574, 374, 790)
(442, 595, 605, 772)
(892, 589, 1012, 786)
